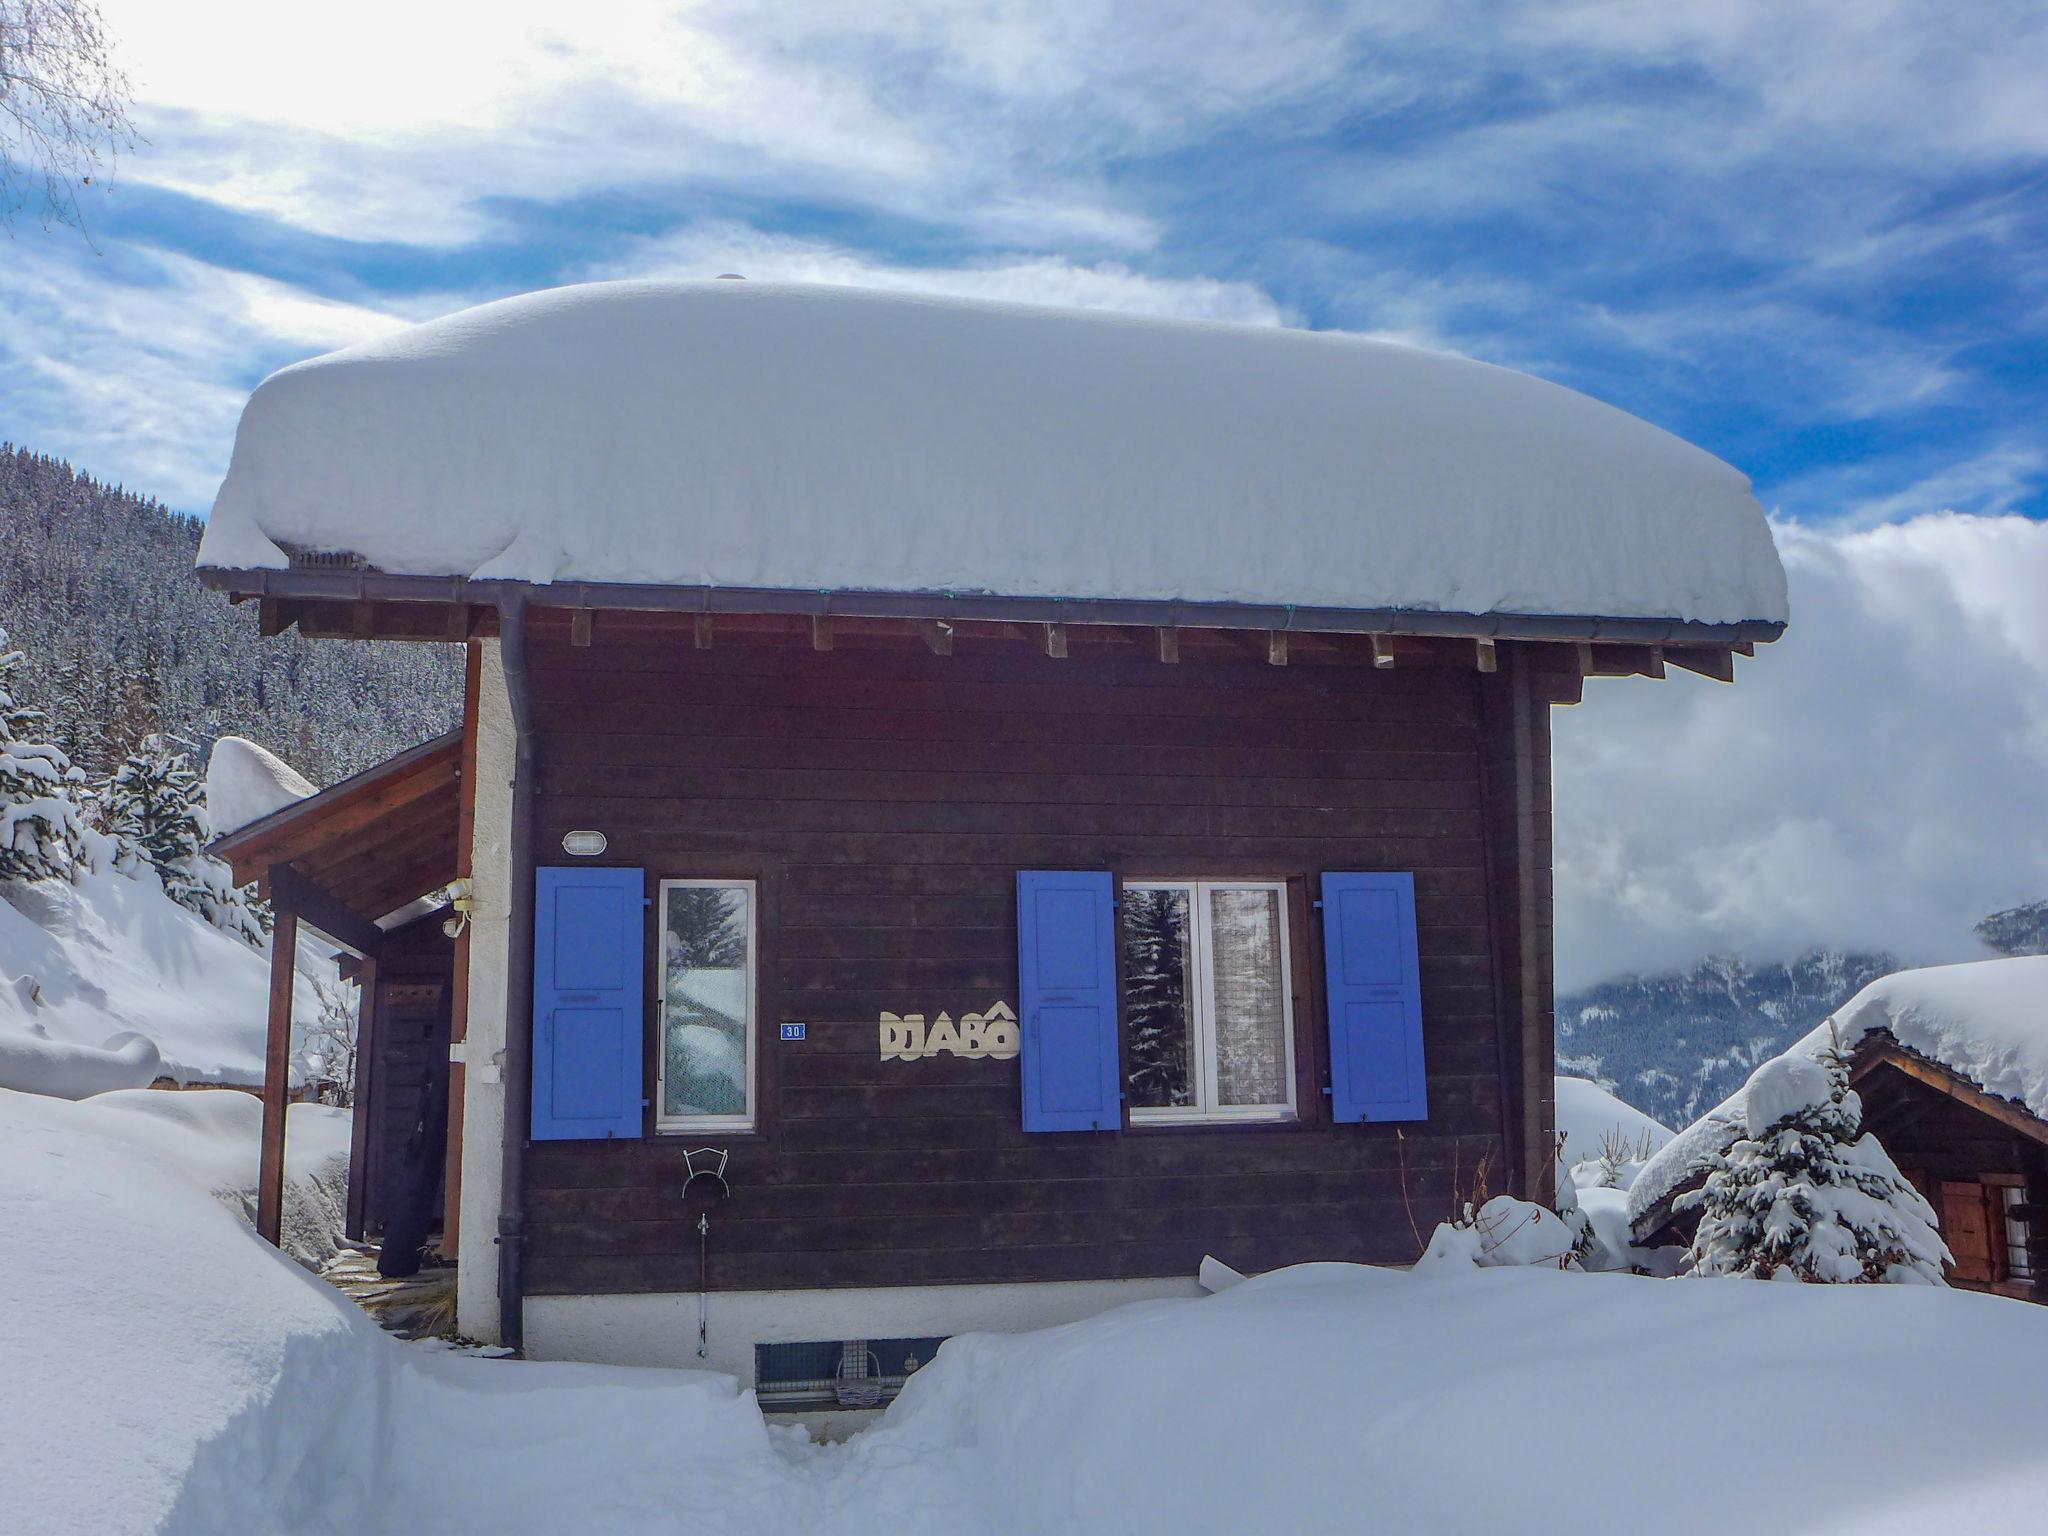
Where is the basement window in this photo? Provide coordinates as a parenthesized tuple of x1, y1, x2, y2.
(1122, 880, 1296, 1124)
(754, 1337, 947, 1410)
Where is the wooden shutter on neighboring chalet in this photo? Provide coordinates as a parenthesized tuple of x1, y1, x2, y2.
(1016, 871, 1122, 1133)
(531, 865, 646, 1141)
(1320, 871, 1428, 1123)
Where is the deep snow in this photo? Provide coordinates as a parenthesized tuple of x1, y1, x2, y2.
(0, 865, 332, 1089)
(198, 281, 1788, 628)
(205, 735, 316, 838)
(9, 1082, 2048, 1536)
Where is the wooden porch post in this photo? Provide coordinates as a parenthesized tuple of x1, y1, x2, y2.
(256, 873, 300, 1247)
(344, 952, 381, 1240)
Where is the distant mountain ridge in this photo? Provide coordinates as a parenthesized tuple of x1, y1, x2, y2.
(1560, 907, 2047, 1128)
(1977, 900, 2048, 958)
(1557, 949, 1901, 1129)
(0, 445, 460, 785)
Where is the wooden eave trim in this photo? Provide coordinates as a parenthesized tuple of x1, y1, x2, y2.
(197, 567, 1787, 649)
(1852, 1044, 2048, 1148)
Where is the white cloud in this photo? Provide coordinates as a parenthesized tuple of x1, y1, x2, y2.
(1555, 512, 2048, 989)
(0, 242, 412, 507)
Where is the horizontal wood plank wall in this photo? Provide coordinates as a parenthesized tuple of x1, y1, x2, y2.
(521, 619, 1522, 1296)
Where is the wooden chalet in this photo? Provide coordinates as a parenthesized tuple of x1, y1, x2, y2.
(194, 281, 1786, 1401)
(1633, 1027, 2046, 1302)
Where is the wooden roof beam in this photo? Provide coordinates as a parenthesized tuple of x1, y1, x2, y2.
(270, 864, 384, 957)
(1666, 646, 1736, 683)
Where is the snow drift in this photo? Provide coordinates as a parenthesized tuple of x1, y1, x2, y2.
(199, 281, 1787, 629)
(0, 864, 330, 1088)
(13, 1079, 2048, 1535)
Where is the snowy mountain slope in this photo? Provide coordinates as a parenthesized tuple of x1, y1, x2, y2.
(1979, 900, 2048, 958)
(11, 1081, 2048, 1536)
(0, 443, 460, 785)
(0, 866, 333, 1089)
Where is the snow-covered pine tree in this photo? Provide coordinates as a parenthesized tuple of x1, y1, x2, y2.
(1682, 1044, 1950, 1284)
(0, 626, 89, 884)
(102, 734, 203, 881)
(100, 734, 267, 947)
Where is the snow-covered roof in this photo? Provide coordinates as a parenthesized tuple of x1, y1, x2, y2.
(1628, 956, 2048, 1229)
(198, 281, 1788, 631)
(1555, 1074, 1673, 1169)
(204, 737, 315, 839)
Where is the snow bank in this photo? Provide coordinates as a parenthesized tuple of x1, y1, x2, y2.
(0, 865, 331, 1087)
(200, 281, 1787, 629)
(878, 1261, 2048, 1536)
(204, 735, 315, 838)
(1631, 956, 2048, 1228)
(11, 1080, 2048, 1535)
(0, 1023, 161, 1098)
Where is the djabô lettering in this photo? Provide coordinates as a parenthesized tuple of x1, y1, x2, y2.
(879, 1001, 1021, 1061)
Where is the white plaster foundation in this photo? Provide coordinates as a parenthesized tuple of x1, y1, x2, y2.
(526, 1276, 1204, 1385)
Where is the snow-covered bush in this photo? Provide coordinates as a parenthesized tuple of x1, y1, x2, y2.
(1417, 1195, 1579, 1272)
(0, 627, 89, 885)
(293, 975, 360, 1106)
(100, 735, 267, 948)
(1682, 1045, 1949, 1285)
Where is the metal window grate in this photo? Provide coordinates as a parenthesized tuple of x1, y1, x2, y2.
(754, 1337, 947, 1408)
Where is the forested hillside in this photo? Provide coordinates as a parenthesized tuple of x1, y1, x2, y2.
(0, 446, 460, 785)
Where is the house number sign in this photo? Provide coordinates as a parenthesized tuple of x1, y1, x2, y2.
(880, 1002, 1020, 1061)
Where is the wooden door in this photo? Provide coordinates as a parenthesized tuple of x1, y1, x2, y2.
(1942, 1180, 1993, 1284)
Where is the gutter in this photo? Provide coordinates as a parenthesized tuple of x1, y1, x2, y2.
(495, 590, 537, 1353)
(197, 568, 1787, 648)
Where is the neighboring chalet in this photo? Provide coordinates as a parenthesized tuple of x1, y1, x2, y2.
(1631, 958, 2048, 1302)
(195, 281, 1787, 1403)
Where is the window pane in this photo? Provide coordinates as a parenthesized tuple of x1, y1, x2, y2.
(662, 885, 750, 1119)
(2005, 1187, 2035, 1281)
(1122, 887, 1194, 1109)
(1208, 887, 1287, 1107)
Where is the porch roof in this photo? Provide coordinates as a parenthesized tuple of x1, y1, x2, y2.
(208, 729, 463, 947)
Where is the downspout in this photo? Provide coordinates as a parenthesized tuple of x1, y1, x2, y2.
(496, 590, 537, 1352)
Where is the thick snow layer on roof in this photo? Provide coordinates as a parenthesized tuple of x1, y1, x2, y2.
(204, 735, 314, 838)
(199, 281, 1788, 628)
(1555, 1074, 1673, 1171)
(1629, 956, 2048, 1228)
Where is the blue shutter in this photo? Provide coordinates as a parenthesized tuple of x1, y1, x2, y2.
(1017, 870, 1121, 1133)
(1320, 871, 1427, 1123)
(532, 865, 645, 1141)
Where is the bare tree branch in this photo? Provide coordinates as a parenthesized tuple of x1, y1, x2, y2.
(0, 0, 137, 235)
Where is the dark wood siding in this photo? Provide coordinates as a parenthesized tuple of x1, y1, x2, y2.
(520, 619, 1543, 1296)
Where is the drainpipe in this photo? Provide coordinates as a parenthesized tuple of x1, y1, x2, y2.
(496, 590, 537, 1352)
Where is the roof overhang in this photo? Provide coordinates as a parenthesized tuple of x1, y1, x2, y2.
(198, 565, 1786, 650)
(208, 729, 462, 951)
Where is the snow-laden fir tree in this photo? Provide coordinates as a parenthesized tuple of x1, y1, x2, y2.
(0, 626, 89, 884)
(1681, 1044, 1949, 1284)
(100, 734, 267, 947)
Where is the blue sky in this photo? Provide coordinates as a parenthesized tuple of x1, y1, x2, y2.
(4, 0, 2044, 524)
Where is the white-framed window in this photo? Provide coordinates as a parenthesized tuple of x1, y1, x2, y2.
(656, 878, 757, 1133)
(1121, 879, 1296, 1124)
(2003, 1185, 2035, 1283)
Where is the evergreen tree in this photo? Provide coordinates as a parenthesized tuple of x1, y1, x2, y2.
(1683, 1044, 1949, 1284)
(101, 735, 202, 877)
(100, 734, 266, 947)
(0, 626, 89, 884)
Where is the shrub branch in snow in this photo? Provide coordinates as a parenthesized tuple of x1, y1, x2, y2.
(0, 626, 88, 885)
(1681, 1042, 1950, 1285)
